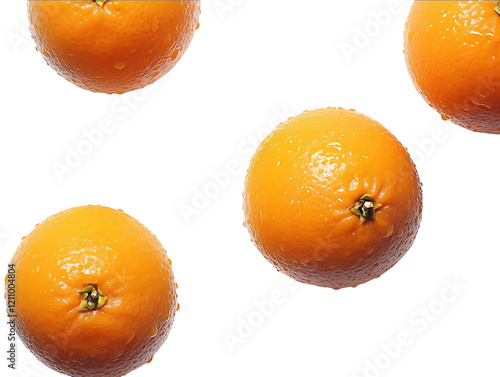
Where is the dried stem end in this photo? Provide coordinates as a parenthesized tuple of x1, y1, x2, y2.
(79, 284, 107, 312)
(350, 194, 382, 223)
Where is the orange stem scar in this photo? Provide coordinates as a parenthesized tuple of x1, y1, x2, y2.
(350, 194, 382, 223)
(79, 284, 107, 312)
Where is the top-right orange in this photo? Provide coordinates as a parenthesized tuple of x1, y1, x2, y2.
(404, 1, 500, 134)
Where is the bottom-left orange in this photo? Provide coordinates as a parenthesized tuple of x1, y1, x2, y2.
(6, 205, 177, 377)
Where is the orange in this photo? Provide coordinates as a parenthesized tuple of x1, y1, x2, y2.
(243, 108, 423, 289)
(28, 1, 200, 94)
(6, 205, 177, 377)
(404, 1, 500, 134)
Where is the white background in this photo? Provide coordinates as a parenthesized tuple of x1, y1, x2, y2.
(1, 1, 499, 376)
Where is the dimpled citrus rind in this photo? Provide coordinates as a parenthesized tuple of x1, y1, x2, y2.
(9, 205, 177, 377)
(404, 1, 500, 134)
(244, 108, 423, 289)
(28, 1, 200, 94)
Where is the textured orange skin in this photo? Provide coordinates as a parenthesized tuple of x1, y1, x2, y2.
(243, 108, 423, 289)
(28, 1, 200, 94)
(8, 206, 177, 377)
(404, 1, 500, 134)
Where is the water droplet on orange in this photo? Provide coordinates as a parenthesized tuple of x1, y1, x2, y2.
(313, 248, 328, 261)
(148, 326, 158, 338)
(471, 98, 493, 109)
(114, 62, 127, 70)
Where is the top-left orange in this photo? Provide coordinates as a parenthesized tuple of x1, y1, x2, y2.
(28, 1, 201, 94)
